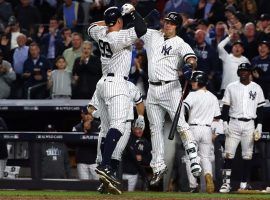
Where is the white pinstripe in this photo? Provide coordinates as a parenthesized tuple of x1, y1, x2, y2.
(184, 89, 221, 178)
(222, 81, 266, 159)
(141, 28, 197, 173)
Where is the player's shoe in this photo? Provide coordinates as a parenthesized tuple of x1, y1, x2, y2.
(150, 167, 168, 185)
(97, 183, 109, 194)
(237, 182, 252, 192)
(190, 187, 199, 193)
(190, 159, 202, 177)
(95, 165, 121, 185)
(205, 173, 215, 194)
(99, 175, 122, 195)
(219, 183, 231, 193)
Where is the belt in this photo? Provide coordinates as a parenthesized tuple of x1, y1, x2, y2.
(230, 117, 254, 122)
(149, 80, 172, 86)
(107, 73, 128, 80)
(190, 124, 211, 127)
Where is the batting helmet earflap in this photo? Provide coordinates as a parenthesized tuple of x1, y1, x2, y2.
(190, 71, 208, 87)
(104, 7, 122, 27)
(237, 63, 253, 76)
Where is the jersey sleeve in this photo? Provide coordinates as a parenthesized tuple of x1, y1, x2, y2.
(222, 86, 231, 105)
(257, 85, 266, 107)
(180, 41, 197, 63)
(214, 97, 221, 117)
(88, 90, 99, 110)
(183, 92, 194, 111)
(140, 29, 156, 49)
(217, 36, 230, 61)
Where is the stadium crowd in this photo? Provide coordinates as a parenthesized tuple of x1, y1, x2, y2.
(0, 0, 270, 194)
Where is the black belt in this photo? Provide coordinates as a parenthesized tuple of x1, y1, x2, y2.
(149, 80, 172, 86)
(190, 124, 211, 127)
(107, 73, 128, 80)
(230, 117, 253, 122)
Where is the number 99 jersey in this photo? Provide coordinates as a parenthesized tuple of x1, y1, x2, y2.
(88, 24, 138, 77)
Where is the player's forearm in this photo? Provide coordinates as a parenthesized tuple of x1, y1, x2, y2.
(136, 102, 145, 116)
(221, 104, 230, 122)
(133, 11, 147, 38)
(256, 106, 264, 124)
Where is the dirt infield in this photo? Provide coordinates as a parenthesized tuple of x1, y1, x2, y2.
(0, 191, 270, 200)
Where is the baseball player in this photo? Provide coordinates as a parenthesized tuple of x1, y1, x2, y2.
(88, 81, 145, 194)
(87, 4, 147, 189)
(183, 71, 221, 194)
(137, 11, 202, 185)
(219, 63, 266, 193)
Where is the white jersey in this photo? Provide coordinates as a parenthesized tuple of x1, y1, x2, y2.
(88, 81, 142, 120)
(141, 29, 196, 82)
(218, 37, 250, 90)
(184, 90, 221, 125)
(88, 25, 137, 77)
(222, 81, 266, 119)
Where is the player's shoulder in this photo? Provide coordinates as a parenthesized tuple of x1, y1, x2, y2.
(249, 81, 263, 89)
(226, 81, 240, 89)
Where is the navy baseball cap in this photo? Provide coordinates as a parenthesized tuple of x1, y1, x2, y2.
(81, 106, 88, 114)
(164, 12, 182, 26)
(232, 40, 244, 47)
(258, 40, 270, 48)
(259, 13, 270, 21)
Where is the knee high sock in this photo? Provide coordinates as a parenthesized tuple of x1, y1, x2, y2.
(101, 128, 122, 166)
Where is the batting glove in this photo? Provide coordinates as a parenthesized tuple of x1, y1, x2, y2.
(121, 3, 135, 16)
(254, 123, 262, 141)
(223, 121, 230, 137)
(135, 115, 145, 131)
(182, 63, 193, 80)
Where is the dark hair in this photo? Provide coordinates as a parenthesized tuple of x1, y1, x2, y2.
(55, 55, 65, 63)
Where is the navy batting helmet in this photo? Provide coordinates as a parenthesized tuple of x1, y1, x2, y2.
(164, 12, 183, 27)
(104, 7, 122, 27)
(190, 71, 208, 87)
(237, 63, 253, 76)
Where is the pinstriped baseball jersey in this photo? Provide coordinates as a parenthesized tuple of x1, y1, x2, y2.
(184, 90, 221, 125)
(222, 81, 266, 118)
(88, 25, 138, 76)
(141, 29, 196, 82)
(127, 81, 143, 120)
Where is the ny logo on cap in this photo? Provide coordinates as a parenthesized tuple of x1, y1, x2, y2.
(169, 13, 177, 20)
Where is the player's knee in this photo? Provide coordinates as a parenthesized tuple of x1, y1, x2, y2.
(225, 153, 234, 159)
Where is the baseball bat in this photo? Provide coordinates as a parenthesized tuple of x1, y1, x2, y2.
(168, 80, 189, 140)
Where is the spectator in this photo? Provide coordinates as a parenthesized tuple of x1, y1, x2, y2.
(240, 0, 258, 23)
(57, 0, 84, 32)
(22, 42, 51, 99)
(0, 49, 16, 99)
(61, 27, 73, 51)
(39, 16, 64, 67)
(72, 40, 102, 99)
(88, 0, 108, 24)
(256, 13, 270, 41)
(72, 107, 100, 180)
(217, 31, 249, 94)
(0, 16, 28, 62)
(14, 0, 41, 31)
(251, 40, 270, 100)
(191, 29, 219, 94)
(34, 0, 57, 24)
(40, 124, 72, 179)
(122, 126, 152, 191)
(241, 22, 259, 61)
(63, 32, 82, 73)
(163, 0, 194, 19)
(47, 56, 72, 99)
(0, 0, 14, 28)
(0, 117, 8, 178)
(194, 0, 225, 25)
(210, 21, 228, 49)
(10, 33, 29, 99)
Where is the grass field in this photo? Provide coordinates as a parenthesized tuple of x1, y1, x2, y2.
(0, 190, 270, 200)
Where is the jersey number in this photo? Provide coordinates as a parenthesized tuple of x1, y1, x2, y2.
(99, 40, 113, 58)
